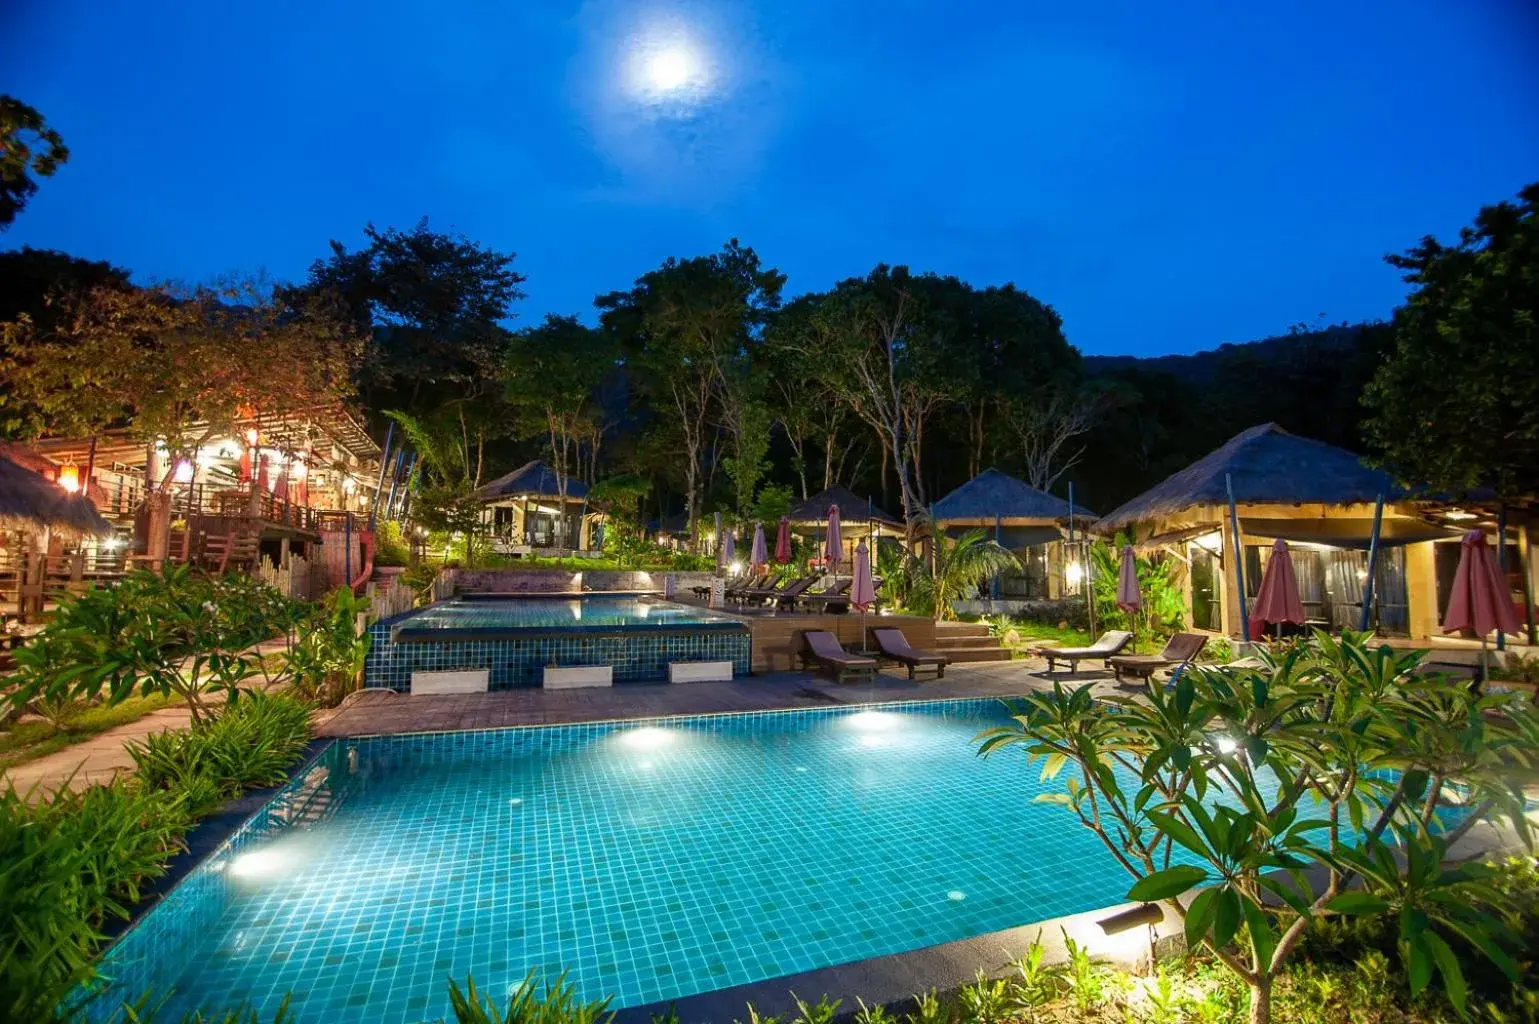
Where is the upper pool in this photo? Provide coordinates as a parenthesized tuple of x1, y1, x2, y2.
(87, 698, 1294, 1023)
(392, 596, 745, 640)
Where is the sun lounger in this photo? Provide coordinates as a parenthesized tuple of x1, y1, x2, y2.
(870, 627, 948, 679)
(739, 575, 797, 604)
(770, 575, 821, 609)
(797, 578, 851, 612)
(800, 629, 878, 683)
(1031, 630, 1133, 673)
(1108, 632, 1208, 684)
(725, 573, 769, 602)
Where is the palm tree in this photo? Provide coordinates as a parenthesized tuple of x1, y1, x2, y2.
(900, 528, 1019, 620)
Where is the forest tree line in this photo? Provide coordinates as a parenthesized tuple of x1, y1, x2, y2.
(2, 175, 1535, 546)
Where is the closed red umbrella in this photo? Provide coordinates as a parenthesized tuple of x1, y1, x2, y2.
(1442, 530, 1520, 638)
(774, 517, 792, 564)
(824, 505, 842, 567)
(1249, 539, 1306, 641)
(1115, 545, 1142, 616)
(851, 537, 877, 653)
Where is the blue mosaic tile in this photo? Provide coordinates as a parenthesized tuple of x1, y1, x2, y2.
(84, 698, 1343, 1023)
(363, 598, 751, 690)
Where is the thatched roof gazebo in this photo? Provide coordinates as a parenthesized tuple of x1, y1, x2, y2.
(787, 486, 900, 530)
(932, 468, 1094, 547)
(478, 460, 595, 551)
(1097, 423, 1462, 640)
(0, 455, 114, 539)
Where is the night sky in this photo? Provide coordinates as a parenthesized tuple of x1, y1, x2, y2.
(4, 0, 1536, 355)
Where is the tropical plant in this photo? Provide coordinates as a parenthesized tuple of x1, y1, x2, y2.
(284, 587, 372, 706)
(127, 692, 312, 812)
(976, 631, 1537, 1024)
(1088, 536, 1185, 642)
(113, 992, 295, 1023)
(894, 528, 1018, 619)
(374, 520, 411, 568)
(0, 779, 192, 1022)
(0, 566, 295, 724)
(446, 971, 613, 1024)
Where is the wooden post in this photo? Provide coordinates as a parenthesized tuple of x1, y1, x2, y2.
(1226, 474, 1250, 641)
(1359, 494, 1385, 632)
(1496, 504, 1508, 652)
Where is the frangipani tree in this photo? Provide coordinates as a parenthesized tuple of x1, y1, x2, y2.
(978, 633, 1535, 1024)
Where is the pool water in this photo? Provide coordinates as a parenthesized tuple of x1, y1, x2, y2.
(394, 597, 743, 637)
(92, 700, 1292, 1022)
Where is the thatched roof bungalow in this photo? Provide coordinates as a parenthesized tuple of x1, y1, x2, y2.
(478, 460, 596, 552)
(784, 486, 903, 571)
(1097, 423, 1486, 641)
(1, 454, 115, 620)
(0, 455, 114, 539)
(931, 468, 1096, 602)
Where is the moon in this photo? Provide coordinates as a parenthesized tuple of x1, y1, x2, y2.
(626, 26, 711, 106)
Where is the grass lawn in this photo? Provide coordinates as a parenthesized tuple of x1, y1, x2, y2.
(0, 693, 182, 773)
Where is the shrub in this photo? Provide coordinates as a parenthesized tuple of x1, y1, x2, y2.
(0, 781, 193, 1022)
(446, 971, 613, 1024)
(1, 565, 297, 724)
(978, 631, 1537, 1024)
(284, 588, 372, 706)
(374, 520, 411, 567)
(128, 692, 312, 811)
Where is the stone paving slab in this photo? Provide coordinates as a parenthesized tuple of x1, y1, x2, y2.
(315, 659, 1095, 738)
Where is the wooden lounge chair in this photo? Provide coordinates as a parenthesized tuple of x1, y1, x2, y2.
(870, 627, 948, 679)
(1031, 630, 1134, 674)
(770, 575, 821, 609)
(741, 574, 803, 604)
(799, 629, 878, 683)
(1109, 632, 1208, 684)
(797, 578, 851, 612)
(725, 573, 768, 602)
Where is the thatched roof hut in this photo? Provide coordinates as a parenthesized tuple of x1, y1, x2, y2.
(1098, 423, 1407, 535)
(0, 455, 114, 538)
(932, 468, 1093, 523)
(931, 467, 1094, 550)
(787, 486, 899, 527)
(479, 460, 590, 502)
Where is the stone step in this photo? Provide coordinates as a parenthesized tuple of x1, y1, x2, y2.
(944, 645, 1014, 663)
(934, 633, 1002, 650)
(936, 622, 993, 638)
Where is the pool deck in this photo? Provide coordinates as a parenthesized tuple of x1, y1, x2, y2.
(315, 660, 1117, 738)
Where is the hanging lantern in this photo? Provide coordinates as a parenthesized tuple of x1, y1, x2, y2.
(244, 427, 259, 446)
(56, 461, 81, 494)
(173, 459, 194, 484)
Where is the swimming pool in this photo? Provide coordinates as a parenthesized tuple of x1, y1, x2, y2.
(86, 699, 1245, 1021)
(364, 597, 751, 689)
(393, 596, 746, 638)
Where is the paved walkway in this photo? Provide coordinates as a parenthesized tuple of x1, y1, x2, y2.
(315, 659, 1102, 737)
(3, 656, 1134, 795)
(3, 705, 196, 797)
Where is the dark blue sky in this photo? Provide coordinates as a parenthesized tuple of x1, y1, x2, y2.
(5, 1, 1536, 355)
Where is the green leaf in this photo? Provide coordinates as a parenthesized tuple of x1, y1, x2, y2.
(1406, 934, 1432, 995)
(1145, 810, 1210, 859)
(1326, 892, 1392, 916)
(1402, 768, 1430, 801)
(1212, 888, 1242, 949)
(1183, 888, 1218, 950)
(1423, 931, 1467, 1012)
(1240, 897, 1276, 971)
(1126, 865, 1209, 903)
